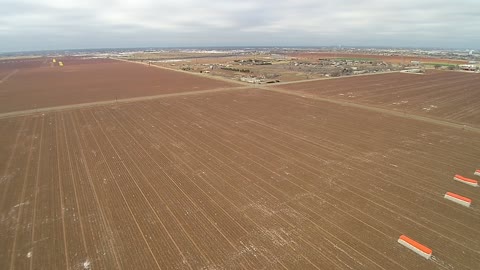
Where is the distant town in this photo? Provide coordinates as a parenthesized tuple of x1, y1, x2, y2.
(2, 47, 477, 84)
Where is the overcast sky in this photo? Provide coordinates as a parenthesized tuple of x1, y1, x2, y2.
(1, 0, 479, 52)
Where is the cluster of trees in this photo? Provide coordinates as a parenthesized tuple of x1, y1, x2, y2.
(233, 59, 272, 65)
(434, 64, 456, 70)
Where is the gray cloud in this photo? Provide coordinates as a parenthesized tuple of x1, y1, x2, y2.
(0, 0, 479, 52)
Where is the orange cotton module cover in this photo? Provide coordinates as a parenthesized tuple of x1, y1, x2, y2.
(398, 235, 432, 259)
(454, 174, 478, 187)
(446, 192, 472, 203)
(444, 192, 472, 207)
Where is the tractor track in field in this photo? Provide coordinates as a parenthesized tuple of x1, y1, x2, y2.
(2, 77, 480, 268)
(0, 69, 19, 84)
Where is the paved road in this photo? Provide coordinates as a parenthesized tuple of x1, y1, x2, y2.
(118, 57, 402, 87)
(272, 70, 403, 86)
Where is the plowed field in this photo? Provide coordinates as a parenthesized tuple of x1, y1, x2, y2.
(276, 70, 480, 127)
(0, 58, 239, 113)
(1, 88, 479, 269)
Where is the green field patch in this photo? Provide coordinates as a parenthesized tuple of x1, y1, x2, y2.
(333, 57, 377, 62)
(423, 62, 457, 67)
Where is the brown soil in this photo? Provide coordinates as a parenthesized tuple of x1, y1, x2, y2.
(276, 70, 480, 127)
(1, 88, 479, 269)
(0, 58, 240, 113)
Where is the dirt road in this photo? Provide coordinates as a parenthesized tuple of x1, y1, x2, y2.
(0, 86, 250, 119)
(0, 69, 18, 84)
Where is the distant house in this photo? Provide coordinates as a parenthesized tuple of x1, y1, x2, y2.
(240, 77, 262, 84)
(401, 69, 424, 74)
(459, 64, 477, 71)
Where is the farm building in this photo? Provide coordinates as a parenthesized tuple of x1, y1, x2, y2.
(459, 64, 477, 71)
